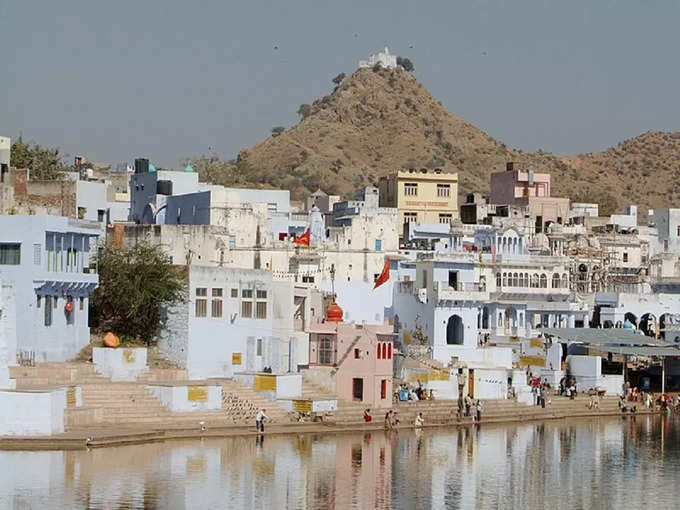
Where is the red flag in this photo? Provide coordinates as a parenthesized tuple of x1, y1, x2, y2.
(373, 257, 390, 289)
(293, 228, 311, 247)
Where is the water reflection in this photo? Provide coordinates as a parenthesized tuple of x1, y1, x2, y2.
(0, 416, 679, 509)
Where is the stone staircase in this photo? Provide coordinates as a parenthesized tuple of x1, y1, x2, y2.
(9, 362, 293, 432)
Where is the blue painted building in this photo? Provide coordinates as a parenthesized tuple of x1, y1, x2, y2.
(0, 215, 100, 361)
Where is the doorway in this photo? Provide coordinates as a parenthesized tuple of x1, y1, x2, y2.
(468, 369, 475, 398)
(352, 378, 364, 401)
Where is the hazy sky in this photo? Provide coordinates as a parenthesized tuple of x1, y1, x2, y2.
(2, 1, 679, 168)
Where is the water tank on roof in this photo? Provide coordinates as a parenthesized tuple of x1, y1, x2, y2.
(156, 180, 173, 196)
(134, 158, 149, 173)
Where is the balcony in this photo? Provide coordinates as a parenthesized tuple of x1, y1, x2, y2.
(434, 281, 489, 302)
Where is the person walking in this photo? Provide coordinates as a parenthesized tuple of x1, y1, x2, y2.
(465, 394, 472, 417)
(475, 400, 483, 423)
(540, 387, 547, 409)
(255, 408, 269, 433)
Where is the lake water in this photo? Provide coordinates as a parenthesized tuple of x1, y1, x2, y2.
(1, 415, 679, 509)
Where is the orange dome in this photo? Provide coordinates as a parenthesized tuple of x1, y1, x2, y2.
(326, 300, 343, 323)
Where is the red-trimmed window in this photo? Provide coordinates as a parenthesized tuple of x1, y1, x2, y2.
(377, 344, 381, 359)
(388, 343, 392, 359)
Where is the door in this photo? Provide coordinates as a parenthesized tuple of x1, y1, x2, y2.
(448, 270, 458, 290)
(352, 378, 364, 401)
(468, 369, 475, 398)
(380, 379, 387, 400)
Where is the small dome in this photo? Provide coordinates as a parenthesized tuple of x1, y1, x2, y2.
(148, 163, 156, 173)
(326, 300, 343, 323)
(185, 163, 194, 173)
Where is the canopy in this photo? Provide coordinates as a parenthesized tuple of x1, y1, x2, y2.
(591, 345, 680, 357)
(542, 328, 668, 346)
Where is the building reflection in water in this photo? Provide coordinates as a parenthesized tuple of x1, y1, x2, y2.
(0, 416, 679, 509)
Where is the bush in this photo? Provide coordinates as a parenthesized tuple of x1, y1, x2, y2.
(297, 104, 312, 119)
(89, 242, 187, 344)
(332, 72, 346, 86)
(397, 56, 414, 72)
(271, 126, 285, 136)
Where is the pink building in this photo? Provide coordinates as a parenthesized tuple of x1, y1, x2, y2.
(308, 302, 394, 408)
(489, 162, 569, 232)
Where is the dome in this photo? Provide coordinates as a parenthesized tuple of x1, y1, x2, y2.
(185, 163, 195, 173)
(326, 300, 343, 323)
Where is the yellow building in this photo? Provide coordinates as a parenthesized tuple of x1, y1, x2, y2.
(378, 168, 459, 227)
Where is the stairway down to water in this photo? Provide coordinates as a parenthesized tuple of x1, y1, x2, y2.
(9, 362, 293, 432)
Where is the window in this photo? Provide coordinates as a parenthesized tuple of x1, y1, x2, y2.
(54, 297, 58, 308)
(44, 296, 52, 326)
(437, 184, 450, 197)
(623, 252, 629, 263)
(97, 209, 105, 222)
(552, 273, 560, 288)
(256, 338, 262, 356)
(388, 343, 392, 359)
(242, 289, 253, 299)
(242, 300, 253, 318)
(375, 239, 382, 251)
(377, 344, 382, 359)
(77, 207, 86, 219)
(33, 244, 41, 266)
(211, 288, 223, 318)
(496, 272, 501, 287)
(256, 301, 267, 319)
(404, 212, 417, 223)
(448, 270, 458, 289)
(302, 275, 315, 283)
(422, 270, 428, 288)
(354, 348, 360, 359)
(404, 183, 418, 196)
(0, 243, 20, 265)
(195, 288, 207, 317)
(256, 290, 267, 299)
(502, 272, 507, 287)
(439, 214, 452, 224)
(373, 273, 380, 282)
(381, 379, 387, 399)
(319, 336, 334, 364)
(231, 288, 238, 298)
(540, 274, 547, 288)
(79, 297, 84, 311)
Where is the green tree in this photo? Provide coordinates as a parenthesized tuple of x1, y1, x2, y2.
(332, 72, 346, 86)
(10, 137, 68, 180)
(89, 242, 187, 344)
(183, 153, 239, 186)
(397, 56, 414, 72)
(297, 103, 312, 119)
(271, 126, 285, 136)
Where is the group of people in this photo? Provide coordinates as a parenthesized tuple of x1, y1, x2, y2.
(383, 410, 401, 430)
(396, 381, 435, 402)
(557, 376, 577, 399)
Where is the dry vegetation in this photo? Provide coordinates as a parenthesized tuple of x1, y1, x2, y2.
(208, 68, 679, 215)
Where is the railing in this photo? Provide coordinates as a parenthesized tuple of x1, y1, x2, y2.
(434, 281, 485, 293)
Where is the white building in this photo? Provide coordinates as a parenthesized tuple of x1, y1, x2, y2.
(359, 47, 398, 69)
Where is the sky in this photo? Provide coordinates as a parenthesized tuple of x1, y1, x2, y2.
(1, 1, 679, 168)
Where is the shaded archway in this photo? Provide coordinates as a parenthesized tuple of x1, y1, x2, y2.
(624, 312, 637, 327)
(446, 315, 464, 345)
(639, 313, 657, 337)
(482, 307, 489, 329)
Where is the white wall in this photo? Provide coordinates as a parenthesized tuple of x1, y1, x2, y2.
(92, 347, 148, 381)
(148, 384, 222, 412)
(0, 388, 66, 435)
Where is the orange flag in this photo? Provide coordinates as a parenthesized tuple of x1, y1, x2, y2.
(293, 228, 311, 247)
(373, 257, 390, 289)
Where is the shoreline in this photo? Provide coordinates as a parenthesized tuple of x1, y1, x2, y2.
(0, 406, 665, 451)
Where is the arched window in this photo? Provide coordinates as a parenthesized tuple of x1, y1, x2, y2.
(502, 272, 507, 287)
(513, 272, 519, 287)
(519, 313, 524, 327)
(552, 273, 560, 288)
(525, 273, 529, 287)
(388, 343, 392, 359)
(482, 307, 489, 329)
(377, 344, 381, 359)
(496, 273, 501, 287)
(531, 274, 539, 288)
(540, 274, 547, 288)
(382, 343, 387, 359)
(562, 273, 568, 288)
(446, 315, 465, 345)
(498, 313, 503, 327)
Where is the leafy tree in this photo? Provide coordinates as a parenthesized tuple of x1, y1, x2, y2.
(397, 56, 414, 72)
(271, 126, 285, 136)
(89, 242, 187, 344)
(332, 72, 346, 86)
(183, 153, 239, 186)
(10, 137, 68, 180)
(297, 103, 312, 119)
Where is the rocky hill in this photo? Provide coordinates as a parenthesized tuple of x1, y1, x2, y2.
(225, 67, 680, 215)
